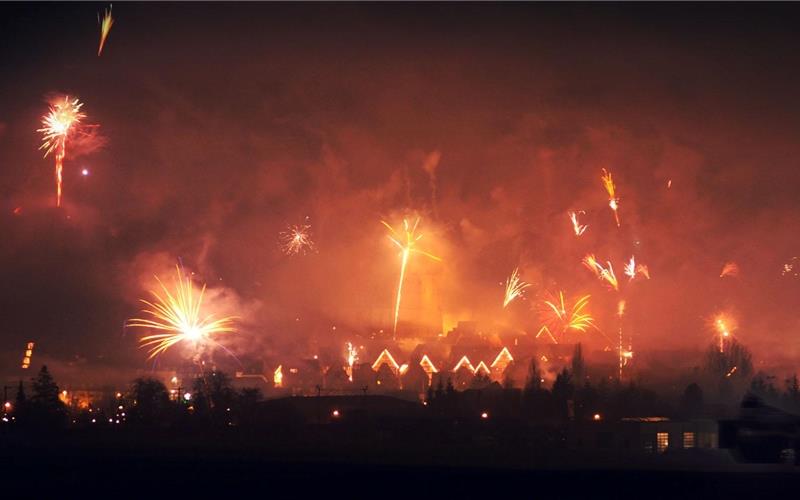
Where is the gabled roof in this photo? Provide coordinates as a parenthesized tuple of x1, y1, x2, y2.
(453, 355, 475, 373)
(491, 347, 514, 368)
(371, 349, 400, 372)
(419, 354, 439, 374)
(474, 361, 491, 376)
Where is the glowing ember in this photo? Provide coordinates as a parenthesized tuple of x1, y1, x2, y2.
(601, 168, 620, 227)
(38, 96, 87, 207)
(126, 265, 237, 360)
(97, 4, 114, 56)
(568, 210, 588, 236)
(503, 267, 531, 308)
(381, 217, 441, 339)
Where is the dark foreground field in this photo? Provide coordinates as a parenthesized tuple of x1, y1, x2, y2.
(0, 429, 798, 498)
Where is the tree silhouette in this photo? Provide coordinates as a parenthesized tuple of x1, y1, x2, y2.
(27, 366, 67, 428)
(704, 338, 753, 379)
(129, 377, 171, 427)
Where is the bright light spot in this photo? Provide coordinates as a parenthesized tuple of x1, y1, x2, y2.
(91, 419, 96, 423)
(481, 412, 489, 419)
(116, 392, 122, 398)
(3, 402, 11, 410)
(332, 410, 340, 417)
(183, 392, 192, 401)
(593, 413, 602, 421)
(81, 168, 89, 176)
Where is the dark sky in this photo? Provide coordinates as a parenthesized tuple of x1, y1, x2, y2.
(1, 2, 799, 383)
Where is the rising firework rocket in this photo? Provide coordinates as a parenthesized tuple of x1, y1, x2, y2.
(38, 96, 86, 207)
(601, 168, 620, 227)
(381, 217, 441, 340)
(97, 4, 114, 56)
(503, 267, 531, 308)
(127, 265, 237, 360)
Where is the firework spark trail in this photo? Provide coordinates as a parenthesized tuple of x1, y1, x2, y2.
(583, 254, 619, 290)
(345, 342, 358, 382)
(503, 267, 531, 308)
(38, 96, 86, 207)
(601, 168, 620, 227)
(381, 217, 441, 339)
(126, 265, 237, 360)
(280, 222, 315, 255)
(97, 4, 114, 56)
(720, 261, 740, 278)
(568, 211, 588, 236)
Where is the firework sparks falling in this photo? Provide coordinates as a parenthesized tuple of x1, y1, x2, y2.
(97, 4, 114, 56)
(568, 211, 588, 236)
(345, 342, 358, 382)
(503, 267, 531, 308)
(537, 291, 596, 343)
(381, 217, 441, 339)
(280, 221, 315, 255)
(38, 96, 86, 207)
(720, 261, 740, 278)
(601, 168, 620, 227)
(126, 266, 237, 360)
(624, 257, 637, 280)
(583, 254, 619, 291)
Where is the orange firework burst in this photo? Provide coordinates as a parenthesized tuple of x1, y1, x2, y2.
(127, 266, 237, 360)
(503, 267, 531, 308)
(583, 253, 619, 291)
(623, 256, 651, 281)
(381, 217, 441, 339)
(720, 261, 740, 278)
(568, 210, 588, 236)
(97, 4, 114, 56)
(38, 96, 86, 207)
(536, 291, 596, 343)
(601, 168, 620, 227)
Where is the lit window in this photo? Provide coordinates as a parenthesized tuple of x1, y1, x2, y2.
(656, 432, 669, 453)
(683, 432, 695, 449)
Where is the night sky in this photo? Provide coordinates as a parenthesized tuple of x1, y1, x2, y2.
(1, 3, 799, 383)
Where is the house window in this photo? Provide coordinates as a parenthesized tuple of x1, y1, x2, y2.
(656, 432, 669, 453)
(683, 432, 695, 449)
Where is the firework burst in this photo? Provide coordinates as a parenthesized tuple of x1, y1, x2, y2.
(280, 221, 315, 255)
(536, 291, 597, 343)
(381, 217, 441, 339)
(601, 168, 620, 227)
(127, 266, 237, 360)
(97, 4, 114, 56)
(38, 96, 86, 207)
(503, 267, 531, 308)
